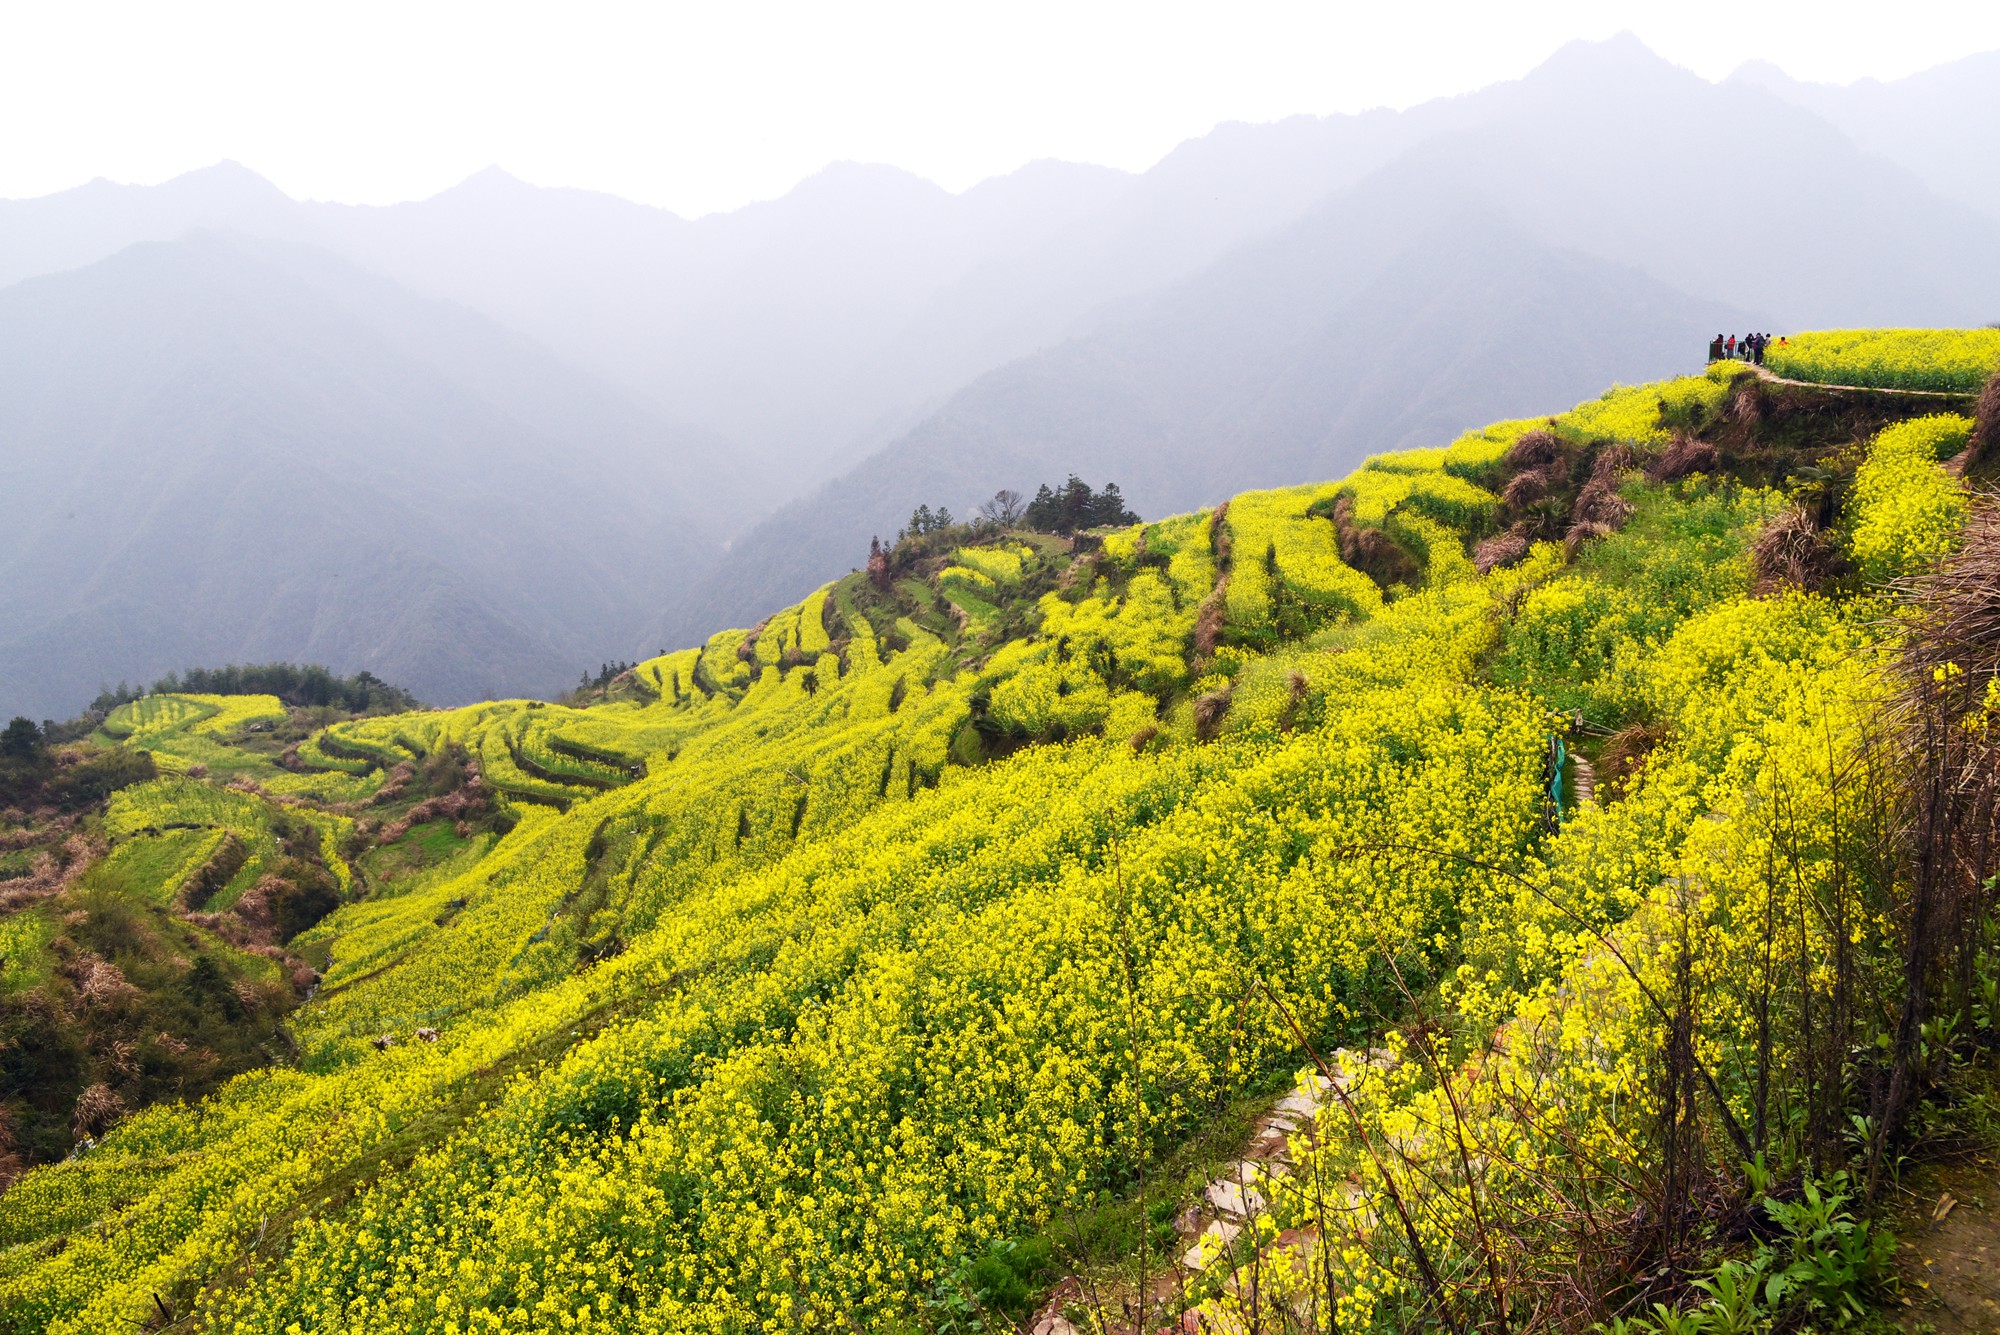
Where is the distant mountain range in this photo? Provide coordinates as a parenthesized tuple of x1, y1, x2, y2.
(1730, 49, 2000, 223)
(2, 33, 1996, 718)
(0, 235, 728, 717)
(648, 35, 2000, 648)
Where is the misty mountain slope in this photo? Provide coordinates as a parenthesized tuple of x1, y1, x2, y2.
(9, 34, 1990, 522)
(0, 160, 1145, 496)
(0, 233, 728, 719)
(302, 161, 1140, 470)
(212, 233, 768, 524)
(0, 161, 298, 292)
(1732, 50, 2000, 223)
(1425, 35, 2000, 329)
(651, 186, 1752, 650)
(810, 112, 1431, 463)
(0, 41, 1663, 504)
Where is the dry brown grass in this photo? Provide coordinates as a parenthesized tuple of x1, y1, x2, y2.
(1865, 499, 2000, 1185)
(70, 1083, 123, 1140)
(1563, 444, 1637, 553)
(1727, 375, 1765, 429)
(1474, 527, 1531, 575)
(1502, 467, 1555, 508)
(1208, 499, 1233, 570)
(70, 957, 136, 1007)
(1645, 435, 1721, 483)
(1193, 582, 1227, 660)
(1503, 428, 1563, 471)
(1597, 722, 1667, 797)
(1276, 669, 1310, 732)
(1192, 687, 1233, 741)
(1329, 492, 1421, 589)
(1896, 501, 2000, 696)
(1969, 367, 2000, 471)
(1750, 500, 1842, 594)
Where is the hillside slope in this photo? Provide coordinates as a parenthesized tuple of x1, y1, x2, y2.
(0, 233, 732, 720)
(1732, 48, 2000, 223)
(653, 34, 2000, 649)
(651, 197, 1753, 650)
(7, 338, 1996, 1332)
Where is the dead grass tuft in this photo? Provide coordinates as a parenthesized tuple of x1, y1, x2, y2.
(1750, 500, 1843, 594)
(1192, 688, 1233, 742)
(1969, 367, 2000, 471)
(1503, 428, 1563, 470)
(1646, 435, 1721, 484)
(1474, 527, 1532, 575)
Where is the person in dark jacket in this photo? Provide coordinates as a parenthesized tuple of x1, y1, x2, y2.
(1710, 335, 1725, 361)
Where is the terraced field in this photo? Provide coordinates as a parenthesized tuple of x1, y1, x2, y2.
(2, 339, 1996, 1334)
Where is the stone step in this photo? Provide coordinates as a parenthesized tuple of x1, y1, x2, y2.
(1205, 1176, 1267, 1218)
(1181, 1218, 1243, 1271)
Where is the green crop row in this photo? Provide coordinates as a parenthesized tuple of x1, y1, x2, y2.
(1768, 327, 2000, 392)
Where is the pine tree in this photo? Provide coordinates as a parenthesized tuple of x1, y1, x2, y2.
(1024, 484, 1059, 530)
(1092, 482, 1138, 527)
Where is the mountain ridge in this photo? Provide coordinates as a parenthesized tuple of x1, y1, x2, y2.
(0, 232, 732, 720)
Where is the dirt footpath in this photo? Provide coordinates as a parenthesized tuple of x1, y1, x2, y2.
(1899, 1161, 2000, 1332)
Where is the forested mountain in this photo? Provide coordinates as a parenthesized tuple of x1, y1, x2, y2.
(0, 233, 730, 720)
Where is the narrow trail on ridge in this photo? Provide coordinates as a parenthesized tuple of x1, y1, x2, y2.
(1742, 363, 1981, 400)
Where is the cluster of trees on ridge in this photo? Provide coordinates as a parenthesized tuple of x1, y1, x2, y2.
(898, 475, 1140, 543)
(85, 663, 420, 722)
(0, 717, 156, 814)
(870, 475, 1141, 590)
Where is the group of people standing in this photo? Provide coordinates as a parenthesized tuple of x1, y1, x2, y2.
(1710, 332, 1780, 365)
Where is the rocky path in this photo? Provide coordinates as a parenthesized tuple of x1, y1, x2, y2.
(1572, 755, 1596, 809)
(1028, 1049, 1400, 1335)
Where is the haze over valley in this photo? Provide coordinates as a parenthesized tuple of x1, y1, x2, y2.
(3, 32, 1996, 716)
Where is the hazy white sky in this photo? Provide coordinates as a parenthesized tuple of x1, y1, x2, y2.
(3, 0, 1996, 217)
